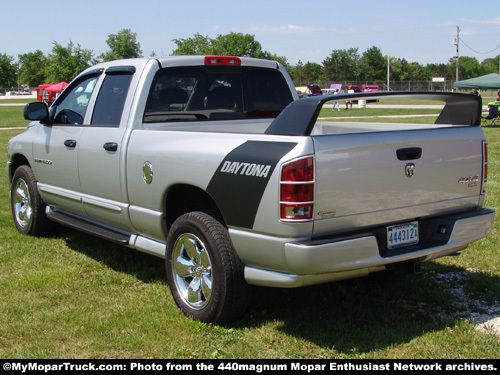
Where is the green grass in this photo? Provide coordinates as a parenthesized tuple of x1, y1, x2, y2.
(0, 106, 29, 128)
(0, 105, 499, 359)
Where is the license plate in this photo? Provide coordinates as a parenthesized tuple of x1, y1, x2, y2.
(387, 221, 419, 249)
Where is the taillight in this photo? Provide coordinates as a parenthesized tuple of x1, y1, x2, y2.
(482, 141, 488, 194)
(280, 157, 314, 220)
(204, 56, 241, 66)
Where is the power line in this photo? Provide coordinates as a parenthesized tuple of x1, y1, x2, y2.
(459, 37, 500, 55)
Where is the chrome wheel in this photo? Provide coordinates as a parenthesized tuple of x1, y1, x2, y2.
(10, 166, 49, 236)
(172, 233, 213, 310)
(13, 178, 32, 229)
(166, 211, 251, 323)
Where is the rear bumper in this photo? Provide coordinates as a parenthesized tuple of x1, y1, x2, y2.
(244, 209, 495, 287)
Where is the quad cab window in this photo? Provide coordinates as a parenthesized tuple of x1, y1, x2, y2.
(91, 70, 134, 127)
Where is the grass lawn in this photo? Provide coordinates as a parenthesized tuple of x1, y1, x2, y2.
(0, 102, 499, 359)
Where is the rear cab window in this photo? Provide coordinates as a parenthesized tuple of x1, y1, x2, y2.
(143, 66, 293, 124)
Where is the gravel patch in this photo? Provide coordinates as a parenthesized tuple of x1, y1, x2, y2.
(400, 268, 500, 339)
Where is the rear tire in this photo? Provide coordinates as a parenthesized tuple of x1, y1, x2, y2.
(10, 166, 49, 236)
(165, 211, 251, 324)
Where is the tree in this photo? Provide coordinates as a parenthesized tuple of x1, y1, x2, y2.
(455, 56, 481, 80)
(424, 63, 451, 80)
(322, 48, 360, 81)
(0, 53, 17, 88)
(212, 33, 263, 57)
(172, 33, 214, 55)
(480, 56, 500, 75)
(302, 62, 322, 83)
(45, 41, 94, 83)
(100, 29, 142, 61)
(288, 60, 304, 82)
(389, 57, 427, 81)
(19, 50, 47, 87)
(172, 32, 288, 66)
(288, 61, 322, 84)
(360, 46, 386, 81)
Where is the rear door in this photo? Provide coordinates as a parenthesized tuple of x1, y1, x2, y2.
(78, 66, 136, 231)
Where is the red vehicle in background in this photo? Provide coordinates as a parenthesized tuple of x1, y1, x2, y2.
(36, 82, 68, 104)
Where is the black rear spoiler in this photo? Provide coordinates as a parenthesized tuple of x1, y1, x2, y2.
(265, 91, 482, 136)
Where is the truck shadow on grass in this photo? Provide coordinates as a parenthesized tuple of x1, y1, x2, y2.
(63, 229, 500, 354)
(245, 263, 500, 353)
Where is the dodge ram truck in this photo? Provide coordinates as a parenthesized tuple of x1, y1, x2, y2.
(7, 56, 495, 323)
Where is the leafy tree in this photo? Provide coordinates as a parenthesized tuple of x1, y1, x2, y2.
(172, 33, 214, 55)
(288, 60, 322, 83)
(455, 56, 481, 80)
(360, 46, 386, 81)
(172, 32, 288, 66)
(100, 29, 142, 61)
(322, 48, 361, 81)
(19, 50, 47, 87)
(302, 62, 322, 83)
(406, 61, 428, 80)
(424, 63, 451, 80)
(390, 57, 428, 81)
(44, 41, 94, 83)
(480, 56, 500, 75)
(0, 53, 17, 88)
(288, 60, 304, 82)
(212, 33, 263, 57)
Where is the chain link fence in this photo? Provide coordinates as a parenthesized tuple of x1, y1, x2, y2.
(293, 80, 497, 93)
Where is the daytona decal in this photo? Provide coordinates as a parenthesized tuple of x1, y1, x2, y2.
(207, 141, 297, 229)
(220, 161, 271, 178)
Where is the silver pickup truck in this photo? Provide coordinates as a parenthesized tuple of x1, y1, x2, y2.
(7, 56, 495, 323)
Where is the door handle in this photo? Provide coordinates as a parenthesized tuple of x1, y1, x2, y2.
(64, 139, 77, 148)
(103, 142, 118, 152)
(397, 147, 422, 161)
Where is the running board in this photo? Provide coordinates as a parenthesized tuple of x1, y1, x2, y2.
(46, 210, 130, 245)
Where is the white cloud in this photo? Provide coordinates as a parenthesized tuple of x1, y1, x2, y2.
(249, 24, 357, 35)
(461, 17, 500, 26)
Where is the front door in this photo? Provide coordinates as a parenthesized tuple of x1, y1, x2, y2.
(33, 74, 100, 216)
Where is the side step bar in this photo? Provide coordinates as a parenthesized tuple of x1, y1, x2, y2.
(46, 209, 130, 245)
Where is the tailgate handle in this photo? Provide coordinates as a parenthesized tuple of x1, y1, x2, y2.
(397, 147, 422, 161)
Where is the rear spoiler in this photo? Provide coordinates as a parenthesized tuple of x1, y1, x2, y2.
(265, 91, 482, 136)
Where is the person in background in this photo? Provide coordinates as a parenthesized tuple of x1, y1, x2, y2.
(345, 89, 354, 109)
(333, 89, 340, 111)
(470, 88, 479, 96)
(496, 89, 500, 101)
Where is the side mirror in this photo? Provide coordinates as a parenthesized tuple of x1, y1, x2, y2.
(24, 102, 50, 123)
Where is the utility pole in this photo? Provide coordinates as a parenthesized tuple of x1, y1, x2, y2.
(387, 55, 390, 91)
(453, 26, 460, 85)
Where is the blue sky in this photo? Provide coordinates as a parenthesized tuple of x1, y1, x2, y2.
(4, 0, 500, 66)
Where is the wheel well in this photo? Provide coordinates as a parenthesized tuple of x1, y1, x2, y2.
(8, 154, 31, 183)
(164, 184, 226, 231)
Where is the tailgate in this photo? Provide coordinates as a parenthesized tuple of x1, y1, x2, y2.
(265, 91, 486, 236)
(312, 126, 486, 236)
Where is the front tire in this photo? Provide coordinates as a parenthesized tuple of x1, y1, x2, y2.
(165, 211, 251, 324)
(10, 166, 49, 236)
